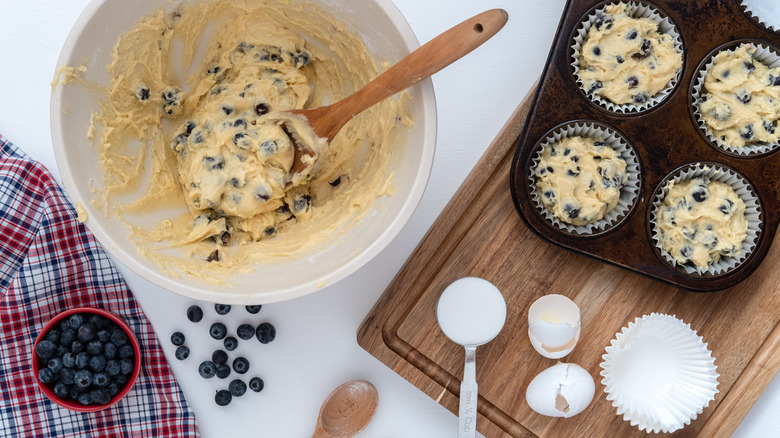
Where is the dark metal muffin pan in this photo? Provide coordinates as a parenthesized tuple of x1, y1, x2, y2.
(510, 0, 780, 291)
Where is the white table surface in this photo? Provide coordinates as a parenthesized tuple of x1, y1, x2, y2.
(1, 0, 778, 436)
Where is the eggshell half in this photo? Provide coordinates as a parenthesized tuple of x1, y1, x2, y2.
(526, 363, 595, 418)
(528, 295, 581, 359)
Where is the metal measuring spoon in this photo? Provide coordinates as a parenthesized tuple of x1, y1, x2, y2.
(436, 277, 507, 438)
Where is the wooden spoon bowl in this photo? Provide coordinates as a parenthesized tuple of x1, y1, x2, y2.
(311, 380, 379, 438)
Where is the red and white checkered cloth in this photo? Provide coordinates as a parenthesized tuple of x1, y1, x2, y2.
(0, 135, 199, 437)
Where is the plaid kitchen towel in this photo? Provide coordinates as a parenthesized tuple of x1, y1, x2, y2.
(0, 134, 200, 437)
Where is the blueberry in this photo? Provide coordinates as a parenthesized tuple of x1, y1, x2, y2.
(119, 345, 134, 359)
(215, 389, 232, 406)
(187, 305, 204, 323)
(594, 13, 613, 31)
(57, 345, 69, 357)
(627, 29, 638, 40)
(229, 379, 247, 397)
(631, 39, 652, 60)
(680, 245, 693, 260)
(38, 368, 55, 384)
(60, 328, 77, 347)
(210, 322, 227, 340)
(89, 355, 107, 372)
(74, 369, 92, 388)
(720, 199, 735, 214)
(69, 387, 84, 401)
(108, 382, 121, 397)
(106, 359, 121, 376)
(71, 341, 85, 354)
(764, 120, 776, 135)
(75, 352, 90, 369)
(736, 91, 752, 104)
(237, 324, 255, 340)
(616, 55, 624, 64)
(60, 368, 75, 385)
(92, 372, 110, 387)
(255, 103, 270, 116)
(45, 329, 62, 345)
(136, 87, 150, 101)
(104, 343, 118, 359)
(86, 340, 103, 355)
(199, 361, 217, 379)
(221, 106, 233, 116)
(89, 315, 111, 329)
(249, 377, 264, 392)
(47, 357, 64, 374)
(90, 388, 110, 405)
(769, 74, 780, 86)
(53, 382, 69, 399)
(66, 314, 85, 330)
(632, 92, 649, 104)
(212, 350, 228, 365)
(224, 337, 238, 351)
(592, 46, 601, 56)
(233, 357, 250, 374)
(110, 330, 128, 347)
(692, 190, 708, 203)
(740, 124, 754, 140)
(77, 323, 97, 342)
(120, 358, 134, 375)
(588, 80, 603, 94)
(35, 340, 57, 360)
(245, 305, 262, 314)
(78, 392, 92, 406)
(216, 364, 231, 379)
(215, 304, 231, 315)
(256, 322, 276, 344)
(97, 330, 111, 343)
(175, 346, 190, 361)
(626, 76, 639, 89)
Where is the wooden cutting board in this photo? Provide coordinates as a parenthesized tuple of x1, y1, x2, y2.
(357, 88, 780, 437)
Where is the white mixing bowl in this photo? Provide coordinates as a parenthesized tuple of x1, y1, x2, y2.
(51, 0, 436, 304)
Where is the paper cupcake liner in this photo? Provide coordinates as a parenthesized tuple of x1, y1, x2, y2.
(740, 0, 780, 33)
(571, 1, 684, 114)
(528, 121, 641, 235)
(600, 313, 719, 434)
(691, 41, 780, 156)
(649, 162, 762, 277)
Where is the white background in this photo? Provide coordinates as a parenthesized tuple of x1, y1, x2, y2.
(1, 0, 778, 437)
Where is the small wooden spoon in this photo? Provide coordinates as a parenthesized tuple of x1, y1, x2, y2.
(287, 9, 509, 173)
(311, 380, 379, 438)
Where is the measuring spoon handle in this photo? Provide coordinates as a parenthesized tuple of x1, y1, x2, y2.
(459, 346, 478, 438)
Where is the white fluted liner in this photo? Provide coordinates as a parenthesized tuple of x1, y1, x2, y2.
(740, 0, 780, 33)
(600, 313, 719, 434)
(571, 1, 683, 113)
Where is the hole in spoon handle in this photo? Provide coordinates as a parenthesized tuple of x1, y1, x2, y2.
(459, 346, 478, 438)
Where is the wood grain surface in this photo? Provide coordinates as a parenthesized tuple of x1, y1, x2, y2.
(357, 87, 780, 437)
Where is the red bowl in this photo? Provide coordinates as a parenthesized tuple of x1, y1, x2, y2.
(32, 307, 142, 412)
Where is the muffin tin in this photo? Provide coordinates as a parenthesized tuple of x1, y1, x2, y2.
(510, 0, 780, 291)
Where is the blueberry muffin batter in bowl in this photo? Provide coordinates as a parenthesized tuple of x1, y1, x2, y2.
(528, 121, 641, 235)
(649, 163, 762, 276)
(51, 0, 436, 303)
(572, 1, 683, 113)
(692, 42, 780, 156)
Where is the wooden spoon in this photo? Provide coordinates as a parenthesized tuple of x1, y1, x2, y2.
(287, 9, 509, 173)
(311, 380, 379, 438)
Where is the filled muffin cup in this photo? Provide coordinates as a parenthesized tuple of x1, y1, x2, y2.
(528, 121, 641, 236)
(691, 41, 780, 157)
(648, 162, 762, 277)
(739, 0, 780, 34)
(571, 1, 684, 114)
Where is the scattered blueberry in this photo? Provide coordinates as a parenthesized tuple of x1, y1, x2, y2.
(255, 322, 276, 344)
(229, 379, 247, 397)
(215, 389, 232, 406)
(249, 377, 264, 392)
(223, 336, 238, 351)
(35, 340, 57, 360)
(215, 304, 231, 315)
(175, 346, 190, 361)
(199, 361, 217, 379)
(187, 305, 204, 323)
(233, 357, 249, 374)
(245, 305, 262, 314)
(237, 324, 255, 340)
(216, 364, 231, 379)
(212, 350, 228, 365)
(210, 322, 227, 340)
(171, 331, 185, 346)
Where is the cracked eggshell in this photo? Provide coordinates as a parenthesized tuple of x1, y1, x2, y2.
(526, 363, 595, 418)
(528, 294, 581, 359)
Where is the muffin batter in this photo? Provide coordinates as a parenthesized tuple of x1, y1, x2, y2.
(579, 3, 682, 105)
(81, 0, 411, 282)
(656, 177, 747, 269)
(699, 44, 780, 148)
(535, 136, 628, 226)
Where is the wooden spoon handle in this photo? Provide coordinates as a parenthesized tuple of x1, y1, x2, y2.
(328, 9, 508, 133)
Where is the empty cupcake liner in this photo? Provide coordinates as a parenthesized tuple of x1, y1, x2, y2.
(691, 42, 780, 156)
(571, 1, 684, 114)
(600, 313, 719, 434)
(649, 162, 762, 277)
(740, 0, 780, 33)
(528, 121, 641, 235)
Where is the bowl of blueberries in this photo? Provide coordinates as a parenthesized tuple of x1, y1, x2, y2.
(32, 307, 141, 411)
